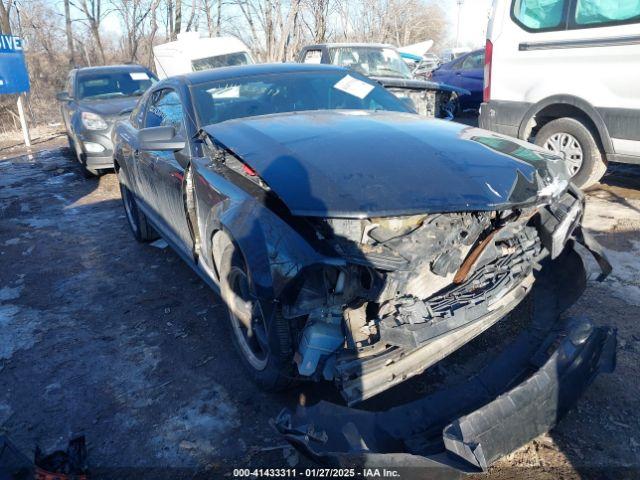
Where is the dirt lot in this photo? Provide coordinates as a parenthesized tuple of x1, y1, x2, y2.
(1, 140, 639, 479)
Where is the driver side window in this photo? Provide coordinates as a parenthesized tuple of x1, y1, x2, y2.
(144, 89, 185, 134)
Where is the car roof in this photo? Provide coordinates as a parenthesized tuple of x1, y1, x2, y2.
(74, 64, 149, 76)
(443, 48, 484, 65)
(173, 62, 351, 86)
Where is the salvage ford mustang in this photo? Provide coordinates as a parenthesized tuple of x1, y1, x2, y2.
(112, 63, 616, 472)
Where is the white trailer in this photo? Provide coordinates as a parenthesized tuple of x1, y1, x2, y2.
(153, 32, 254, 79)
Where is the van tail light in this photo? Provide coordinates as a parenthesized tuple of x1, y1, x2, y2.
(484, 39, 493, 103)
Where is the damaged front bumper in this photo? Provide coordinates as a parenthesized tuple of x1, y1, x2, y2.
(275, 245, 617, 473)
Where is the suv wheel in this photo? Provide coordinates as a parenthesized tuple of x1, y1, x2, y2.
(535, 117, 607, 189)
(69, 136, 101, 178)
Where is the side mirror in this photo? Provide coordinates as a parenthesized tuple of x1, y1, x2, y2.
(138, 126, 186, 151)
(56, 91, 71, 102)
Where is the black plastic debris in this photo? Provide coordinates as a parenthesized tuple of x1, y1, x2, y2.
(35, 436, 88, 480)
(275, 249, 617, 473)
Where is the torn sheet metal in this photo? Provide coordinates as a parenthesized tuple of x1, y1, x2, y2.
(275, 248, 617, 472)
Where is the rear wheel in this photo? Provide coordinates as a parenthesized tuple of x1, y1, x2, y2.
(218, 240, 294, 391)
(535, 117, 607, 189)
(118, 172, 157, 242)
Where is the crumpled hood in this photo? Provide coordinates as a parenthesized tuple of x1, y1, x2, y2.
(79, 97, 139, 118)
(205, 110, 569, 218)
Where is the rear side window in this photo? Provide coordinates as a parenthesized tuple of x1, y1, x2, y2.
(461, 51, 485, 70)
(575, 0, 640, 26)
(302, 50, 323, 64)
(512, 0, 568, 30)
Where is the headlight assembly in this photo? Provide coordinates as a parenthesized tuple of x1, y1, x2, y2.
(81, 111, 108, 130)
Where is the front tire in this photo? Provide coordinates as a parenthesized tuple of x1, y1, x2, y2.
(218, 241, 294, 391)
(535, 117, 607, 189)
(118, 172, 157, 242)
(81, 163, 101, 178)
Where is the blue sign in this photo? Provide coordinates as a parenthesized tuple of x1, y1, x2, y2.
(0, 35, 29, 94)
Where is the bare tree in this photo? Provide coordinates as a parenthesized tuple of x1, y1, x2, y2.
(147, 0, 161, 66)
(274, 0, 300, 60)
(63, 0, 75, 67)
(234, 0, 305, 62)
(202, 0, 224, 36)
(72, 0, 107, 64)
(174, 0, 182, 38)
(302, 0, 332, 42)
(113, 0, 156, 61)
(185, 0, 199, 31)
(0, 0, 13, 34)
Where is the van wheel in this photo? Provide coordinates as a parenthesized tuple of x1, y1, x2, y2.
(535, 118, 607, 189)
(218, 240, 295, 392)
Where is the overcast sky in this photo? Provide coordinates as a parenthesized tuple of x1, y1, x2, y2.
(441, 0, 493, 48)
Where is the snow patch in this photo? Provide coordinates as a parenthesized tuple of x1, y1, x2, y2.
(0, 285, 23, 302)
(153, 387, 238, 462)
(0, 304, 41, 359)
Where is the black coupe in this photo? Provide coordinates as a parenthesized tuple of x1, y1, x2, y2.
(112, 63, 615, 471)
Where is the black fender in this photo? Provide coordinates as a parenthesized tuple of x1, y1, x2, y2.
(201, 194, 329, 323)
(518, 94, 613, 153)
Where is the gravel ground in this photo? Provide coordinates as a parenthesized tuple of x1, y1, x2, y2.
(0, 141, 639, 479)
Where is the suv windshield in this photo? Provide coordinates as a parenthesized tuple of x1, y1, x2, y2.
(76, 71, 155, 100)
(191, 70, 412, 126)
(329, 47, 412, 79)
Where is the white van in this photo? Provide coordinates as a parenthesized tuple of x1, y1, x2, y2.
(480, 0, 640, 187)
(153, 32, 254, 79)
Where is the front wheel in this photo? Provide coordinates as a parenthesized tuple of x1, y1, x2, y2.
(218, 240, 294, 391)
(535, 117, 607, 189)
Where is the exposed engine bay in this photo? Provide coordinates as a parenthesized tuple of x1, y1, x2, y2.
(281, 187, 585, 405)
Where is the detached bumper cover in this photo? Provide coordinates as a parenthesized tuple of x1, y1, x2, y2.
(275, 247, 616, 473)
(443, 321, 615, 471)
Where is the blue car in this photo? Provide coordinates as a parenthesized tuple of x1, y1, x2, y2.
(431, 48, 484, 112)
